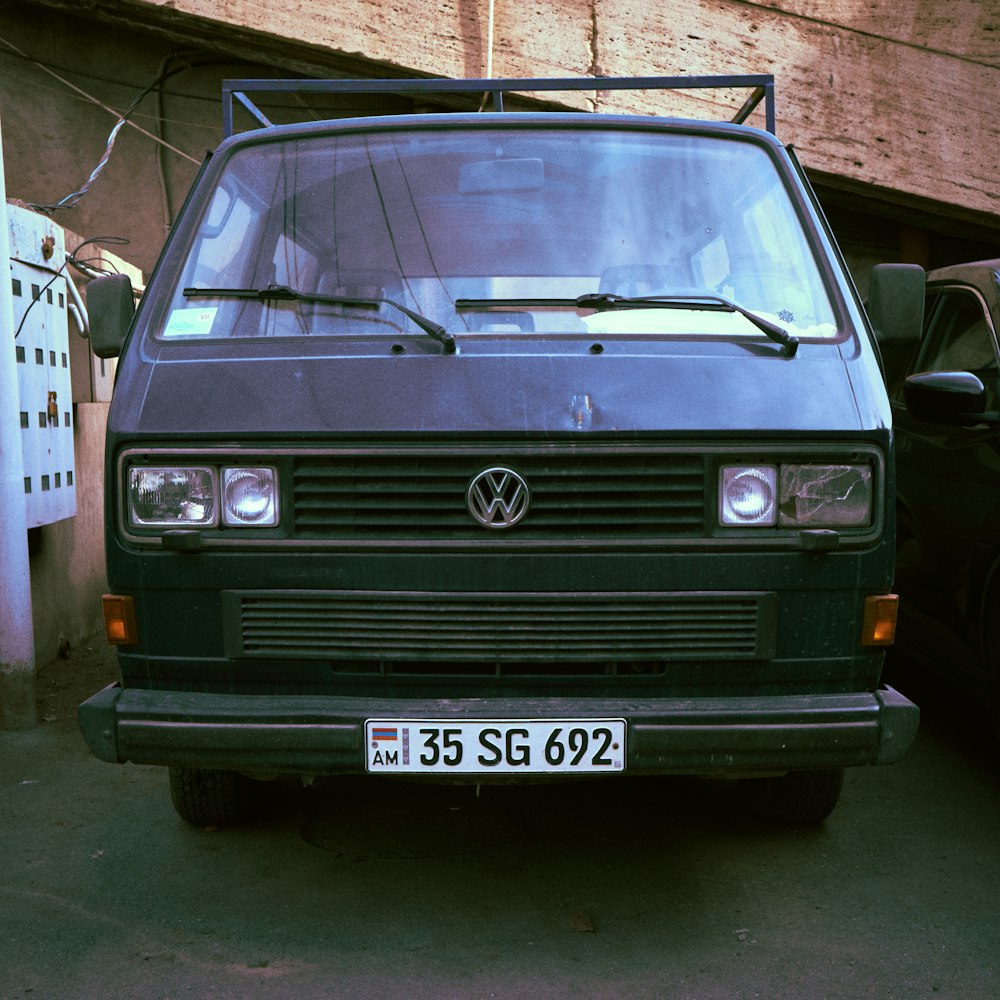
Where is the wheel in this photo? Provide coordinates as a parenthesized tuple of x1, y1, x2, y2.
(168, 766, 255, 827)
(743, 767, 845, 825)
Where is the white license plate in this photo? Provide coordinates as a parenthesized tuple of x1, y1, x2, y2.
(364, 719, 626, 775)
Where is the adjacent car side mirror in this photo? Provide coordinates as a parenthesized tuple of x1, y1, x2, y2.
(866, 263, 925, 345)
(87, 273, 135, 358)
(902, 370, 998, 426)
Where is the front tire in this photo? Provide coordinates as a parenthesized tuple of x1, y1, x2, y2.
(743, 767, 845, 825)
(168, 766, 255, 827)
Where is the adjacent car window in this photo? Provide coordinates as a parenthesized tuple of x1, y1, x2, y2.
(155, 127, 839, 343)
(916, 288, 999, 408)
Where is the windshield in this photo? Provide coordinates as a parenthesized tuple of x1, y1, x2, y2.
(157, 127, 838, 343)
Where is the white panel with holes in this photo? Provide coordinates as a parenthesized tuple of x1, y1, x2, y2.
(9, 204, 76, 527)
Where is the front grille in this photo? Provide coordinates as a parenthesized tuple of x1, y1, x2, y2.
(224, 591, 776, 672)
(292, 450, 704, 541)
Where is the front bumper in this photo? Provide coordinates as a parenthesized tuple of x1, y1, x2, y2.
(78, 685, 918, 775)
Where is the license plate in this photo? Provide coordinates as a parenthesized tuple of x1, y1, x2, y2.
(364, 719, 626, 775)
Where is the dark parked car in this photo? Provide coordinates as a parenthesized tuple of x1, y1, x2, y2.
(892, 258, 1000, 732)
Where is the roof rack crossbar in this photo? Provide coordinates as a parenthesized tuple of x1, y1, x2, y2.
(221, 75, 776, 138)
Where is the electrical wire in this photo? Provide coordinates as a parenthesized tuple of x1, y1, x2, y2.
(153, 52, 207, 233)
(0, 41, 213, 107)
(27, 62, 201, 215)
(0, 39, 438, 123)
(486, 0, 495, 78)
(12, 262, 67, 340)
(13, 236, 129, 340)
(66, 235, 131, 278)
(0, 63, 220, 135)
(0, 34, 200, 167)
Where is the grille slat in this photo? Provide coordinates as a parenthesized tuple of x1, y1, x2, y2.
(228, 591, 773, 667)
(291, 451, 705, 540)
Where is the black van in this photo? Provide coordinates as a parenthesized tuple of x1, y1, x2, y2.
(79, 76, 922, 826)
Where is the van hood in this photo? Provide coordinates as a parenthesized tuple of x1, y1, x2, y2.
(113, 347, 880, 437)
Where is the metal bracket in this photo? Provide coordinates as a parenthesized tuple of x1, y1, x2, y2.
(221, 75, 776, 138)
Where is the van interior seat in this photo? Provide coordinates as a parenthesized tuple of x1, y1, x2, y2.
(599, 264, 700, 298)
(317, 268, 405, 302)
(313, 268, 407, 333)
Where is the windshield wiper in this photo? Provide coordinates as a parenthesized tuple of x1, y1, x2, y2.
(456, 292, 799, 358)
(577, 292, 798, 357)
(184, 284, 456, 354)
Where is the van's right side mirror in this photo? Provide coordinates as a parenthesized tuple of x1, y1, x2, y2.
(865, 263, 925, 345)
(87, 273, 135, 359)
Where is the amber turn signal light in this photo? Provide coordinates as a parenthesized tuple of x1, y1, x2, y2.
(102, 594, 138, 646)
(861, 594, 898, 647)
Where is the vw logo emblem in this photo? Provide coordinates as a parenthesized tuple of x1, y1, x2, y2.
(466, 467, 530, 529)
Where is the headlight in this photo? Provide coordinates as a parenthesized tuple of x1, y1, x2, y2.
(222, 467, 278, 526)
(779, 464, 871, 528)
(128, 467, 216, 526)
(126, 463, 281, 531)
(720, 463, 872, 529)
(720, 466, 777, 525)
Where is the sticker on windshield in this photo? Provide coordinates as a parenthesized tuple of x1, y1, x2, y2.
(163, 307, 218, 337)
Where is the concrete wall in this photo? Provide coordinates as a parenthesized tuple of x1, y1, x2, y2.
(1, 0, 996, 281)
(26, 402, 109, 664)
(21, 0, 1000, 242)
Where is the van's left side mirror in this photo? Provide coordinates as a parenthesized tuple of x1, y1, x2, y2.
(866, 263, 925, 345)
(87, 273, 135, 358)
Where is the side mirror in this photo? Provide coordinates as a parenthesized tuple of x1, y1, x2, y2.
(87, 273, 135, 358)
(866, 263, 925, 345)
(902, 370, 995, 425)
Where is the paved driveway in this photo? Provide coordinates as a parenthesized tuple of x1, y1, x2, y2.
(2, 647, 997, 999)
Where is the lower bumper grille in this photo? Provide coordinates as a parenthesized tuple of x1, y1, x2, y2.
(224, 590, 777, 671)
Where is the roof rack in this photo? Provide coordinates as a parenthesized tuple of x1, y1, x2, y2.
(221, 75, 776, 139)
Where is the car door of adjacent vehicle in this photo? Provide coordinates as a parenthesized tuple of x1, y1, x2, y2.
(895, 282, 1000, 680)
